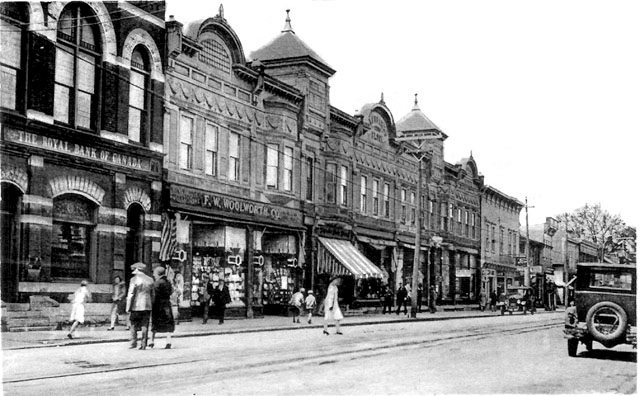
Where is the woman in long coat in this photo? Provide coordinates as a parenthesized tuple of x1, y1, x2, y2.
(150, 266, 175, 349)
(323, 277, 344, 335)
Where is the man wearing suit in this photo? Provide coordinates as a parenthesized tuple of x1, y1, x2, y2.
(126, 262, 155, 350)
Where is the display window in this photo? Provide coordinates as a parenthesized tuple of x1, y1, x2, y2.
(190, 247, 246, 308)
(51, 194, 95, 279)
(254, 232, 301, 309)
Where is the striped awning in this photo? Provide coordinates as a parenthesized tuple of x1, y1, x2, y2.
(317, 237, 384, 279)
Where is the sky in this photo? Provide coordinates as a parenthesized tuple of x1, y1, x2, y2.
(166, 0, 640, 228)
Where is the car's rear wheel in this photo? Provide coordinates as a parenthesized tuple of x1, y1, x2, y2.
(568, 339, 579, 357)
(586, 301, 628, 344)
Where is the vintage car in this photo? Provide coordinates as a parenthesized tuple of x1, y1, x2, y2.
(564, 262, 636, 357)
(498, 286, 534, 315)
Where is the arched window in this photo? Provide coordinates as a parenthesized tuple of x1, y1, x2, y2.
(199, 38, 231, 74)
(54, 4, 101, 130)
(51, 194, 96, 279)
(0, 3, 28, 111)
(128, 46, 151, 144)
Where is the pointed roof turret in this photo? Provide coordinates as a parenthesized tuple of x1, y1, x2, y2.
(396, 94, 447, 139)
(249, 9, 335, 77)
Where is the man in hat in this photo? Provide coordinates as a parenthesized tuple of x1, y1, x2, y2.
(126, 262, 155, 349)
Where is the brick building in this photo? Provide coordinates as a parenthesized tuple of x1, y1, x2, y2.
(1, 1, 166, 308)
(480, 185, 523, 294)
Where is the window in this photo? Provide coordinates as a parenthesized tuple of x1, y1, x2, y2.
(128, 47, 150, 143)
(51, 195, 95, 279)
(589, 271, 633, 291)
(0, 17, 22, 110)
(471, 213, 476, 239)
(383, 183, 390, 218)
(179, 116, 193, 169)
(229, 132, 240, 181)
(309, 78, 326, 113)
(199, 38, 231, 74)
(205, 123, 218, 176)
(441, 202, 448, 231)
(306, 157, 313, 201)
(284, 147, 293, 191)
(429, 200, 435, 229)
(360, 176, 368, 213)
(491, 226, 496, 253)
(410, 192, 416, 225)
(401, 189, 407, 224)
(485, 223, 490, 252)
(372, 180, 379, 216)
(266, 144, 278, 188)
(54, 5, 100, 129)
(339, 166, 348, 206)
(326, 164, 337, 203)
(500, 228, 504, 254)
(448, 203, 454, 218)
(465, 211, 469, 237)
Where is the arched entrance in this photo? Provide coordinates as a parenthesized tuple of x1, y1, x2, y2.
(125, 203, 145, 284)
(1, 183, 22, 302)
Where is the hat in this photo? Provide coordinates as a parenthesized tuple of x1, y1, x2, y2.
(80, 280, 88, 286)
(308, 290, 313, 294)
(153, 266, 166, 277)
(131, 262, 146, 271)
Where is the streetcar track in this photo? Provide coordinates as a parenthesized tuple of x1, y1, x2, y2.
(4, 320, 561, 385)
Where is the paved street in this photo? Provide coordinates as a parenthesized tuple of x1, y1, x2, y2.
(3, 312, 636, 395)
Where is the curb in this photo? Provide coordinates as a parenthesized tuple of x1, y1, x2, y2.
(4, 310, 564, 350)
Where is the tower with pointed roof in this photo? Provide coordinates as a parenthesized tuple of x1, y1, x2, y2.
(250, 9, 335, 133)
(395, 94, 447, 183)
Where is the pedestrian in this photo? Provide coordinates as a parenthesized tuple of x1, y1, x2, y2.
(396, 283, 408, 315)
(170, 269, 183, 325)
(417, 283, 424, 313)
(201, 275, 214, 324)
(429, 285, 438, 314)
(479, 289, 487, 312)
(67, 280, 91, 339)
(382, 285, 394, 314)
(212, 279, 231, 325)
(305, 290, 317, 324)
(323, 277, 344, 335)
(126, 262, 155, 350)
(150, 266, 175, 349)
(489, 290, 497, 312)
(107, 275, 126, 330)
(289, 287, 305, 323)
(565, 299, 577, 328)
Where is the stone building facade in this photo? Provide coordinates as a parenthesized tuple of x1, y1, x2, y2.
(1, 1, 166, 304)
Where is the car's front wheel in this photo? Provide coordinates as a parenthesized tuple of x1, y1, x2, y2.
(586, 301, 628, 344)
(568, 339, 579, 357)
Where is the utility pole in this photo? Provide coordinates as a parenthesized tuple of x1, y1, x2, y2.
(524, 197, 534, 288)
(395, 109, 442, 318)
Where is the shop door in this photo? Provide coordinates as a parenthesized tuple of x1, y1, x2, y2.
(1, 184, 21, 302)
(125, 204, 144, 284)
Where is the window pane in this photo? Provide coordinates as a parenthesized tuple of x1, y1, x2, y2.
(56, 48, 75, 86)
(180, 117, 193, 144)
(205, 124, 218, 151)
(284, 147, 293, 170)
(229, 133, 239, 157)
(267, 145, 278, 166)
(128, 108, 141, 142)
(76, 91, 92, 129)
(0, 66, 17, 110)
(0, 21, 21, 68)
(129, 70, 145, 109)
(54, 84, 70, 123)
(77, 53, 95, 93)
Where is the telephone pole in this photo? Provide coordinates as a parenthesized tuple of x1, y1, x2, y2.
(524, 197, 535, 288)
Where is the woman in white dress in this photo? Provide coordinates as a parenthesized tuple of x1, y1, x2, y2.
(323, 277, 344, 335)
(68, 280, 91, 339)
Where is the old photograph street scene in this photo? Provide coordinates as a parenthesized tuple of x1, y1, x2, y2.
(1, 1, 637, 395)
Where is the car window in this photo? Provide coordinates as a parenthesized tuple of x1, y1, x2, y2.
(589, 271, 633, 291)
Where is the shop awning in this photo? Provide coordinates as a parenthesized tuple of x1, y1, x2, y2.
(317, 237, 384, 279)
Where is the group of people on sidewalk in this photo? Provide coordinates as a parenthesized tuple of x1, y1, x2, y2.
(67, 262, 176, 350)
(382, 283, 438, 315)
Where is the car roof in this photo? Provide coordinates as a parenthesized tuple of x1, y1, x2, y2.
(577, 262, 636, 270)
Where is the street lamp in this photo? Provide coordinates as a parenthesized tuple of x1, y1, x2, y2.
(395, 131, 443, 318)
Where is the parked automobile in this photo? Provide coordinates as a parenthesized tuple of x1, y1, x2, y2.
(499, 286, 534, 315)
(564, 262, 636, 357)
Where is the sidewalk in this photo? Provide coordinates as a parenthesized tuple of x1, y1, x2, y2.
(1, 307, 565, 351)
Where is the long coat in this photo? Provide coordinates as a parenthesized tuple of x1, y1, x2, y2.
(126, 272, 155, 312)
(323, 284, 344, 321)
(152, 276, 175, 333)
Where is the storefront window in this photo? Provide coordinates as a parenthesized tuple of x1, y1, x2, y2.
(51, 194, 95, 279)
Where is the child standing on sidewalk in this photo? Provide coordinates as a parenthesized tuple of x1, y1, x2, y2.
(305, 290, 316, 324)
